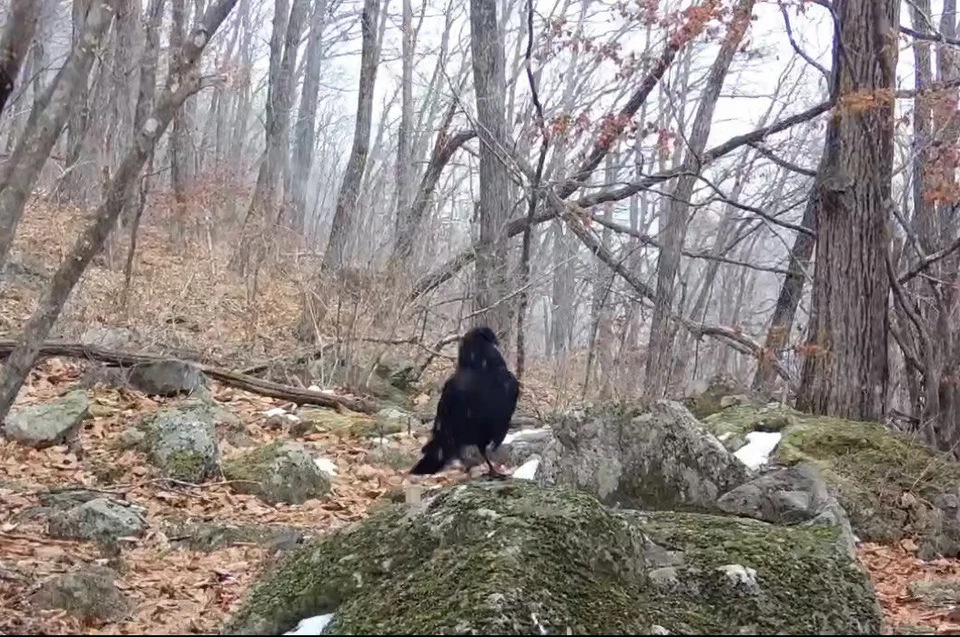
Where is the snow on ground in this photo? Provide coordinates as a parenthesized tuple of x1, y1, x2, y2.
(512, 457, 540, 481)
(503, 427, 550, 445)
(314, 457, 338, 476)
(733, 431, 783, 470)
(284, 614, 335, 635)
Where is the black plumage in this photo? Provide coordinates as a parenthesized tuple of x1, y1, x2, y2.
(410, 326, 520, 478)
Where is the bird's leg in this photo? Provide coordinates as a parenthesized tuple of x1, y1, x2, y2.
(480, 448, 507, 479)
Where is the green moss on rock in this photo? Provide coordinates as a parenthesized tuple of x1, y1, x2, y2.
(222, 441, 330, 505)
(706, 405, 960, 546)
(222, 481, 880, 635)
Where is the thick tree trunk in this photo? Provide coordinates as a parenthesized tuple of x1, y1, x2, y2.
(0, 0, 239, 423)
(0, 0, 39, 120)
(0, 0, 117, 278)
(169, 0, 192, 250)
(470, 0, 513, 345)
(643, 0, 756, 400)
(796, 0, 899, 421)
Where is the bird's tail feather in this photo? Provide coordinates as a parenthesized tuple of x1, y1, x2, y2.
(410, 438, 449, 475)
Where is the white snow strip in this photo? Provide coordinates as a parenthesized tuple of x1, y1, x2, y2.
(284, 613, 334, 635)
(503, 427, 550, 445)
(314, 458, 338, 476)
(512, 457, 540, 481)
(717, 432, 732, 442)
(733, 431, 783, 470)
(264, 407, 287, 417)
(307, 385, 322, 392)
(370, 437, 391, 446)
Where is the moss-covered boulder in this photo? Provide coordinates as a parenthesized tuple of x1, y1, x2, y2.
(222, 480, 880, 635)
(537, 400, 752, 512)
(222, 442, 331, 505)
(133, 402, 221, 483)
(704, 404, 960, 557)
(3, 389, 90, 449)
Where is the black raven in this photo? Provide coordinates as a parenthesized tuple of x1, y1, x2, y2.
(410, 326, 520, 478)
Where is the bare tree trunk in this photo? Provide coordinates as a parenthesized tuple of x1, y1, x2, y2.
(0, 0, 39, 120)
(393, 0, 415, 252)
(0, 0, 117, 278)
(120, 0, 166, 307)
(232, 0, 308, 276)
(470, 0, 512, 345)
(0, 0, 239, 423)
(169, 0, 192, 250)
(321, 0, 381, 270)
(644, 0, 756, 400)
(286, 0, 330, 237)
(796, 0, 899, 421)
(752, 174, 819, 395)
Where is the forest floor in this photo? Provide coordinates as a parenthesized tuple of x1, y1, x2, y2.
(0, 204, 958, 634)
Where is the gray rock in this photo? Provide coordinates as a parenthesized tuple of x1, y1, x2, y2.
(47, 498, 147, 543)
(223, 480, 881, 635)
(135, 402, 222, 482)
(717, 462, 858, 558)
(907, 578, 960, 605)
(3, 390, 90, 449)
(31, 565, 130, 623)
(537, 400, 752, 512)
(488, 427, 554, 468)
(222, 442, 331, 505)
(80, 327, 138, 351)
(717, 564, 760, 595)
(128, 360, 207, 396)
(164, 519, 310, 553)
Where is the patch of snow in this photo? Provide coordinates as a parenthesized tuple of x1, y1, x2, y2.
(264, 407, 287, 417)
(512, 457, 540, 481)
(284, 413, 302, 424)
(733, 431, 782, 470)
(502, 427, 550, 445)
(284, 613, 334, 635)
(307, 385, 322, 392)
(370, 437, 391, 446)
(717, 432, 732, 442)
(314, 457, 337, 476)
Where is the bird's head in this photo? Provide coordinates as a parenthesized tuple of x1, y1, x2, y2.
(464, 326, 499, 347)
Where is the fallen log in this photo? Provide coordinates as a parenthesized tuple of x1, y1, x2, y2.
(0, 339, 382, 414)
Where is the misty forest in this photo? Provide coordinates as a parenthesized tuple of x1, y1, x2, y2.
(2, 0, 960, 634)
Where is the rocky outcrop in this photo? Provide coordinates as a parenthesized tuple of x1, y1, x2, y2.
(223, 480, 881, 635)
(537, 400, 752, 512)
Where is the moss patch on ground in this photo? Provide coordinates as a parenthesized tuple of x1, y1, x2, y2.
(705, 405, 960, 544)
(223, 480, 879, 635)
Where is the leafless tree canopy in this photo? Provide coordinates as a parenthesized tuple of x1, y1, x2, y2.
(0, 0, 959, 452)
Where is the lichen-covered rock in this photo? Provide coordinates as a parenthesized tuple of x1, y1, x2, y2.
(705, 404, 960, 558)
(537, 400, 752, 512)
(222, 480, 880, 635)
(31, 564, 130, 623)
(3, 390, 90, 449)
(684, 373, 751, 419)
(47, 498, 147, 543)
(128, 360, 207, 396)
(135, 402, 222, 482)
(222, 442, 330, 505)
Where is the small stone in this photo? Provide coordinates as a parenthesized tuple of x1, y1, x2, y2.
(47, 498, 147, 543)
(718, 564, 760, 594)
(648, 566, 679, 589)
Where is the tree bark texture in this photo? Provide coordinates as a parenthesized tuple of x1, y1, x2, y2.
(796, 0, 899, 422)
(470, 0, 513, 344)
(0, 0, 240, 424)
(0, 0, 117, 279)
(0, 0, 39, 121)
